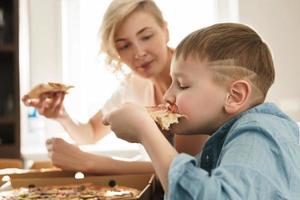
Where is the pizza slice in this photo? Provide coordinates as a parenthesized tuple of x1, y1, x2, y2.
(25, 82, 74, 98)
(147, 103, 185, 131)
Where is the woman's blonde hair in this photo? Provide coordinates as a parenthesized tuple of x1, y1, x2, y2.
(99, 0, 165, 73)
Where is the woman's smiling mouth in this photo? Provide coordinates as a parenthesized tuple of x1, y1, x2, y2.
(137, 60, 154, 71)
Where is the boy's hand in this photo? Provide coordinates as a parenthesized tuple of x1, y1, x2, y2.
(103, 103, 157, 143)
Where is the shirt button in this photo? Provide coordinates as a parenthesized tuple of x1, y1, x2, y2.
(206, 155, 210, 160)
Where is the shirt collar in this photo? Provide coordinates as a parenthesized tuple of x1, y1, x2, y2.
(205, 102, 288, 146)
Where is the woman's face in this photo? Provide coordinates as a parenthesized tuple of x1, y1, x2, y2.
(114, 11, 170, 78)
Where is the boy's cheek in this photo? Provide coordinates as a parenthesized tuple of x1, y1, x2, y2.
(177, 102, 195, 121)
(174, 95, 203, 133)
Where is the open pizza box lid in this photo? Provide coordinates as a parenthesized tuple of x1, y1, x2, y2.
(0, 168, 78, 180)
(5, 174, 155, 200)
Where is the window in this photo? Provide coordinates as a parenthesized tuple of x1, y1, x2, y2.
(61, 0, 220, 120)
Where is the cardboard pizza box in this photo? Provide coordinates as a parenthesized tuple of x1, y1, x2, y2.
(9, 173, 155, 200)
(29, 160, 54, 169)
(0, 168, 77, 181)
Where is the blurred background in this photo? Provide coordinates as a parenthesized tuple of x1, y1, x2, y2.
(15, 0, 300, 162)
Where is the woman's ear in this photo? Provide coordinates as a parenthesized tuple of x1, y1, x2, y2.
(224, 80, 252, 114)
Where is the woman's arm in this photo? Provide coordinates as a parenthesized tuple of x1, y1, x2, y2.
(57, 111, 111, 144)
(47, 138, 154, 174)
(83, 153, 154, 175)
(22, 92, 111, 144)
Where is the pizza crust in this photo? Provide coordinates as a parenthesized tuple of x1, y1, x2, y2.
(147, 104, 185, 131)
(25, 82, 74, 98)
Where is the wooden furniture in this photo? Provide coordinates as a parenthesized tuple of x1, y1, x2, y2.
(30, 161, 54, 169)
(0, 158, 22, 169)
(0, 0, 20, 158)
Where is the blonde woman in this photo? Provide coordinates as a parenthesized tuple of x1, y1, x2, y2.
(23, 0, 208, 174)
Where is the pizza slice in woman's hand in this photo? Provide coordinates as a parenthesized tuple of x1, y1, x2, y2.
(25, 82, 74, 98)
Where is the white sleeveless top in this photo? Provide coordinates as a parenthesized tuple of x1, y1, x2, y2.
(102, 74, 155, 114)
(101, 74, 156, 161)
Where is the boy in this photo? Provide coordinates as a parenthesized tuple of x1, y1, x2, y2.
(103, 23, 300, 199)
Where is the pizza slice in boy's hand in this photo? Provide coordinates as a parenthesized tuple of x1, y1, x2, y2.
(147, 103, 185, 131)
(25, 82, 74, 98)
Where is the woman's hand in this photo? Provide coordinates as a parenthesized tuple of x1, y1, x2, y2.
(22, 92, 67, 120)
(46, 137, 155, 174)
(103, 103, 157, 143)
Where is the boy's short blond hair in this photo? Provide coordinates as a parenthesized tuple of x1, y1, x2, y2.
(175, 23, 275, 102)
(99, 0, 165, 73)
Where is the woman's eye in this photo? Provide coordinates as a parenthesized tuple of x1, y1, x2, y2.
(117, 43, 130, 51)
(141, 34, 153, 41)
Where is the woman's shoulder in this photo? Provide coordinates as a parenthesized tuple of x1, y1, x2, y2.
(122, 73, 154, 105)
(121, 73, 153, 92)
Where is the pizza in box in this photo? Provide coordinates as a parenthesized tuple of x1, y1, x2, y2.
(0, 183, 140, 200)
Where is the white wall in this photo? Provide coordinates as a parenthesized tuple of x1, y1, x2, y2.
(21, 0, 65, 150)
(239, 0, 300, 120)
(28, 0, 62, 86)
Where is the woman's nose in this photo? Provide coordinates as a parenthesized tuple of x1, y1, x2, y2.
(133, 44, 146, 59)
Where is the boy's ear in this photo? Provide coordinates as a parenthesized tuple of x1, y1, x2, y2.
(224, 80, 252, 114)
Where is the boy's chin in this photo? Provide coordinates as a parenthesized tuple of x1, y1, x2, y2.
(171, 122, 208, 135)
(170, 124, 195, 135)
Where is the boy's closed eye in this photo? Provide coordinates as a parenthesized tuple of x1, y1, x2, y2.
(179, 85, 189, 90)
(176, 80, 189, 90)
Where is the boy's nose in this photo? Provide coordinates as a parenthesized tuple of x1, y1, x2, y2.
(163, 88, 176, 105)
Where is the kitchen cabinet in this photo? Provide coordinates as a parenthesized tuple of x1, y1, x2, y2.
(0, 0, 20, 158)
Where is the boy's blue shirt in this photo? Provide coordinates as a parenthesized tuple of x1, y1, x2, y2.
(166, 102, 300, 200)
